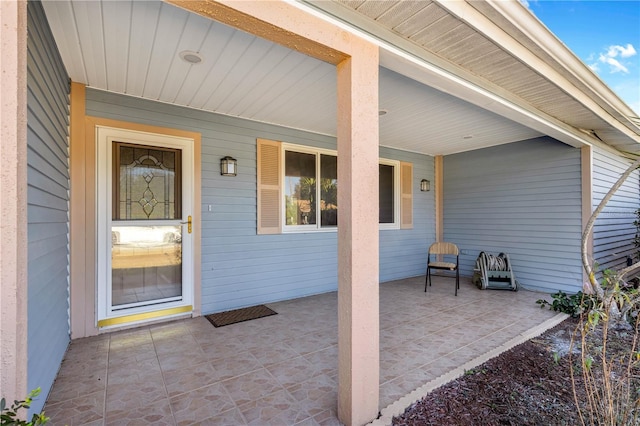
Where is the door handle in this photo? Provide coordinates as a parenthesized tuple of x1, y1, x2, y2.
(181, 215, 192, 234)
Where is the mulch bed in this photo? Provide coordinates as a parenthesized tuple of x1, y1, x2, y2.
(392, 317, 636, 426)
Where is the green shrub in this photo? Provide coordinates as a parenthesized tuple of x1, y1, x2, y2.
(537, 291, 596, 317)
(0, 388, 48, 426)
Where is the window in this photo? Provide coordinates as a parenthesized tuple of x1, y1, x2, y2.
(320, 155, 338, 227)
(257, 139, 412, 234)
(113, 142, 181, 220)
(379, 163, 395, 224)
(283, 148, 337, 230)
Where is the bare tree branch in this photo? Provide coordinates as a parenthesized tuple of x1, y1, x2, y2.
(582, 157, 640, 298)
(618, 261, 640, 280)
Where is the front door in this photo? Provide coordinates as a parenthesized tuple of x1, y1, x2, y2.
(97, 126, 194, 328)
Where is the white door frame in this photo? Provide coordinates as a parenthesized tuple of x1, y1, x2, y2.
(96, 125, 195, 328)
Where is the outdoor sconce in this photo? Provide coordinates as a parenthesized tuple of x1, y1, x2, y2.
(420, 179, 431, 192)
(220, 156, 237, 176)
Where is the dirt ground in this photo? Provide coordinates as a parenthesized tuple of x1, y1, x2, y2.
(392, 316, 637, 426)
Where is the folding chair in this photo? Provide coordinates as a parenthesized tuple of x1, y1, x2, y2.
(425, 242, 460, 296)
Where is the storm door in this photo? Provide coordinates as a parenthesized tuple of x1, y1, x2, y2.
(97, 127, 194, 327)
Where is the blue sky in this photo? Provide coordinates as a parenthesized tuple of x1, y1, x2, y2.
(522, 1, 640, 115)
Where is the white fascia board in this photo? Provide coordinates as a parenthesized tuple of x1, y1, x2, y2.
(294, 0, 598, 149)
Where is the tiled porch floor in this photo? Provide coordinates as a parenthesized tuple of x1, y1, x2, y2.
(43, 276, 561, 425)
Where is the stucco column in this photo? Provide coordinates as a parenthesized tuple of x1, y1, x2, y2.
(0, 0, 28, 405)
(164, 2, 381, 423)
(336, 44, 380, 426)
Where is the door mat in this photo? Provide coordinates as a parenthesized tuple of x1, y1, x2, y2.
(205, 305, 277, 328)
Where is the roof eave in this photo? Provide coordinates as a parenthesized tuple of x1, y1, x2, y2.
(297, 0, 600, 149)
(472, 0, 640, 148)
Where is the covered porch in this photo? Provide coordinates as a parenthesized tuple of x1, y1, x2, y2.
(1, 1, 637, 425)
(43, 276, 564, 425)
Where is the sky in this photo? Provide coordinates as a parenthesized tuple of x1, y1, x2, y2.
(521, 0, 640, 115)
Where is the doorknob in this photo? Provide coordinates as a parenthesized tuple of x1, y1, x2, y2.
(181, 215, 192, 234)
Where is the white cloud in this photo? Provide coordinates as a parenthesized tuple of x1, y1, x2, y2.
(598, 43, 637, 74)
(615, 44, 637, 58)
(605, 44, 637, 60)
(600, 54, 629, 73)
(519, 0, 531, 9)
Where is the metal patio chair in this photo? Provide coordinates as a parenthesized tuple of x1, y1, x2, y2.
(425, 242, 460, 296)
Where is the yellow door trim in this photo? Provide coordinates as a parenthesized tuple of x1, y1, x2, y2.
(97, 305, 192, 328)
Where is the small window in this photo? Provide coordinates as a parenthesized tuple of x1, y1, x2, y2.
(379, 164, 395, 224)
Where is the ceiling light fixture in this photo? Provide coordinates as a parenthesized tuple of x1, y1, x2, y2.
(180, 50, 203, 64)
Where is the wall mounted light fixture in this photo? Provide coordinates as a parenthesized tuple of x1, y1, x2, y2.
(220, 156, 237, 176)
(420, 179, 431, 192)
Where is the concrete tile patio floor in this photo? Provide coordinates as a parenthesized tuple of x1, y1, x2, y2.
(43, 276, 563, 425)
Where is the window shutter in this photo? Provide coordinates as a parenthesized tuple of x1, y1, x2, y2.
(257, 139, 281, 234)
(400, 161, 413, 229)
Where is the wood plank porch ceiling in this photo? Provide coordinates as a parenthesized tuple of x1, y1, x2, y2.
(41, 0, 639, 156)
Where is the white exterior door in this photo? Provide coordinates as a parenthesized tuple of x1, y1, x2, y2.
(96, 126, 194, 328)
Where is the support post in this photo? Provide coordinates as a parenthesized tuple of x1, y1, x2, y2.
(336, 43, 380, 426)
(0, 0, 28, 405)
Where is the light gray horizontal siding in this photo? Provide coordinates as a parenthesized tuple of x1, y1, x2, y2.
(443, 137, 583, 293)
(87, 89, 433, 313)
(26, 1, 70, 414)
(592, 146, 640, 275)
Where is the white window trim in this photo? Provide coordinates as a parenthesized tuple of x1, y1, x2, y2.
(280, 143, 401, 233)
